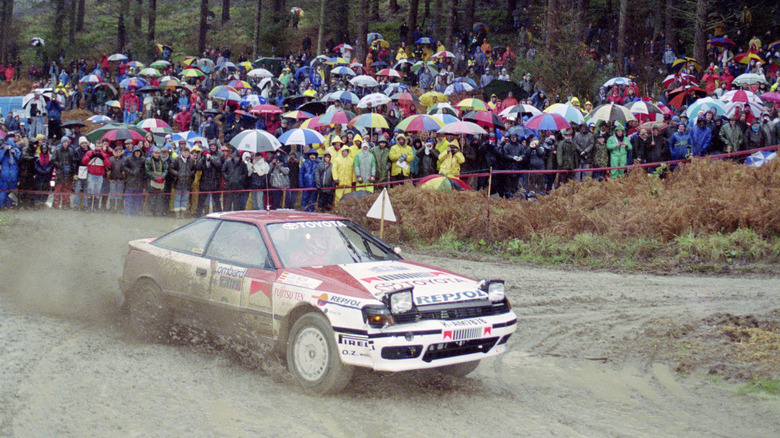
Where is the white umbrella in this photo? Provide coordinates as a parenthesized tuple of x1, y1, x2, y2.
(350, 75, 379, 88)
(257, 77, 282, 90)
(108, 53, 128, 61)
(499, 104, 542, 118)
(229, 129, 282, 153)
(724, 101, 765, 118)
(247, 68, 273, 79)
(357, 93, 391, 108)
(719, 90, 762, 105)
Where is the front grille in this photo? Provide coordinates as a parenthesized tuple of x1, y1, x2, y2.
(393, 301, 511, 324)
(422, 337, 499, 362)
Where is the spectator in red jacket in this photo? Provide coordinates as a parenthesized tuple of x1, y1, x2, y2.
(121, 88, 141, 124)
(174, 106, 191, 132)
(81, 138, 111, 211)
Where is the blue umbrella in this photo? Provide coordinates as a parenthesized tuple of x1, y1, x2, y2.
(216, 61, 238, 71)
(330, 66, 356, 76)
(453, 77, 478, 88)
(294, 66, 313, 79)
(603, 77, 631, 88)
(240, 94, 268, 108)
(277, 128, 326, 146)
(506, 126, 536, 139)
(367, 32, 384, 44)
(325, 90, 359, 104)
(384, 83, 410, 96)
(745, 151, 776, 167)
(415, 37, 436, 44)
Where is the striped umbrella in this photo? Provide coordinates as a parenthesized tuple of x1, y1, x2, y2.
(324, 91, 359, 104)
(462, 110, 505, 130)
(216, 61, 238, 71)
(427, 102, 458, 116)
(419, 174, 470, 191)
(229, 129, 281, 153)
(384, 83, 410, 96)
(119, 77, 146, 89)
(79, 74, 103, 84)
(330, 66, 356, 76)
(720, 90, 761, 105)
(180, 68, 205, 78)
(544, 103, 585, 124)
(376, 68, 403, 78)
(150, 60, 171, 69)
(431, 113, 460, 124)
(87, 115, 113, 124)
(432, 51, 456, 59)
(625, 100, 664, 116)
(137, 118, 172, 132)
(228, 80, 252, 90)
(395, 115, 444, 132)
(209, 85, 241, 102)
(138, 67, 161, 77)
(318, 110, 355, 125)
(299, 116, 321, 129)
(277, 128, 326, 146)
(499, 104, 542, 118)
(444, 83, 475, 96)
(159, 78, 182, 90)
(324, 57, 349, 65)
(525, 113, 571, 131)
(587, 103, 637, 124)
(171, 130, 209, 147)
(100, 128, 145, 142)
(390, 91, 421, 105)
(438, 121, 487, 135)
(247, 68, 273, 78)
(455, 98, 488, 112)
(125, 61, 145, 68)
(415, 37, 436, 44)
(724, 101, 765, 118)
(249, 104, 283, 115)
(239, 94, 267, 108)
(282, 110, 314, 120)
(348, 113, 389, 129)
(686, 98, 726, 118)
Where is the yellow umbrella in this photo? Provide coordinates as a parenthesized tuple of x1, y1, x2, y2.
(420, 91, 448, 107)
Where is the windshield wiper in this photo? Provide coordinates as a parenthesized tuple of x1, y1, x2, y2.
(337, 229, 362, 263)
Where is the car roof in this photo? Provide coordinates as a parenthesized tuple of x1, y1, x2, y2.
(206, 210, 347, 226)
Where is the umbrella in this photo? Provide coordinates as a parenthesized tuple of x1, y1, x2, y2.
(257, 77, 283, 90)
(390, 91, 420, 105)
(707, 37, 736, 48)
(393, 59, 414, 70)
(180, 68, 205, 78)
(79, 74, 103, 84)
(181, 57, 197, 66)
(106, 100, 121, 108)
(420, 91, 448, 107)
(444, 83, 475, 96)
(671, 57, 701, 72)
(138, 85, 161, 93)
(411, 61, 438, 75)
(247, 68, 273, 78)
(324, 57, 349, 65)
(668, 85, 707, 109)
(281, 110, 314, 120)
(86, 123, 147, 143)
(376, 68, 403, 78)
(229, 129, 281, 153)
(506, 126, 536, 139)
(120, 77, 146, 89)
(87, 115, 113, 124)
(438, 121, 488, 135)
(587, 103, 637, 124)
(171, 131, 209, 148)
(61, 120, 87, 129)
(384, 83, 410, 96)
(216, 61, 238, 71)
(125, 61, 145, 69)
(544, 103, 585, 124)
(324, 90, 360, 104)
(685, 97, 726, 118)
(415, 37, 436, 44)
(367, 32, 384, 44)
(455, 98, 487, 111)
(432, 51, 456, 59)
(249, 104, 283, 115)
(139, 67, 161, 77)
(720, 90, 761, 105)
(278, 128, 325, 146)
(290, 6, 304, 16)
(234, 109, 256, 118)
(525, 113, 571, 131)
(318, 110, 356, 126)
(100, 128, 145, 142)
(427, 102, 458, 116)
(638, 121, 667, 131)
(209, 85, 240, 102)
(395, 115, 444, 132)
(419, 174, 470, 191)
(662, 73, 699, 88)
(453, 77, 479, 88)
(734, 52, 764, 65)
(745, 151, 776, 168)
(482, 79, 523, 101)
(137, 118, 172, 132)
(228, 80, 252, 90)
(299, 116, 321, 129)
(732, 73, 767, 87)
(202, 108, 222, 115)
(358, 93, 391, 108)
(625, 100, 664, 116)
(431, 113, 460, 124)
(724, 101, 765, 118)
(158, 78, 182, 89)
(462, 110, 505, 130)
(108, 53, 127, 61)
(603, 77, 632, 88)
(473, 22, 489, 33)
(30, 37, 45, 47)
(330, 66, 356, 76)
(298, 101, 327, 115)
(350, 75, 379, 88)
(94, 83, 118, 96)
(499, 104, 542, 118)
(349, 113, 389, 129)
(334, 43, 354, 52)
(759, 92, 780, 103)
(282, 95, 312, 110)
(150, 60, 171, 69)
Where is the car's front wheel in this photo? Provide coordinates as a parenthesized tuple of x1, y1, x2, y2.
(435, 360, 481, 377)
(127, 279, 171, 342)
(287, 312, 354, 395)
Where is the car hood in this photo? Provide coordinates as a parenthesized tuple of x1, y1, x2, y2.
(284, 260, 487, 307)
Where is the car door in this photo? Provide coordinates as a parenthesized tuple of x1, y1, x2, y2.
(204, 220, 276, 337)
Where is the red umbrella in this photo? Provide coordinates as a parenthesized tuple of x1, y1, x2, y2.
(668, 85, 706, 110)
(234, 109, 256, 117)
(525, 113, 571, 131)
(250, 104, 282, 115)
(101, 128, 145, 142)
(734, 52, 765, 65)
(759, 92, 780, 104)
(462, 110, 505, 130)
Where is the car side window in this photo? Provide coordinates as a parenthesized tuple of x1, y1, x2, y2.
(205, 221, 273, 269)
(153, 218, 219, 255)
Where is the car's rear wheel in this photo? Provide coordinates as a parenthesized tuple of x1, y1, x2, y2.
(127, 279, 171, 342)
(435, 360, 481, 377)
(286, 312, 354, 395)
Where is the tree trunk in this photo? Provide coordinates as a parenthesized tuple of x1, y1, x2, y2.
(76, 0, 85, 31)
(148, 0, 157, 43)
(464, 0, 473, 29)
(616, 0, 627, 75)
(445, 0, 455, 49)
(432, 0, 442, 40)
(134, 0, 143, 31)
(389, 0, 398, 13)
(421, 0, 430, 31)
(506, 0, 517, 29)
(198, 0, 208, 55)
(357, 0, 369, 65)
(222, 0, 230, 23)
(407, 0, 419, 43)
(118, 0, 129, 52)
(370, 0, 379, 21)
(664, 0, 675, 46)
(253, 0, 262, 58)
(545, 0, 557, 52)
(693, 0, 707, 68)
(69, 0, 76, 44)
(316, 0, 324, 55)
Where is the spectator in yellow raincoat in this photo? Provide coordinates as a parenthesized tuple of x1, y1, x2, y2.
(395, 46, 408, 62)
(438, 142, 465, 176)
(387, 134, 414, 182)
(331, 145, 354, 204)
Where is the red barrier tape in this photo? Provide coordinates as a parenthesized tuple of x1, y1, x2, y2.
(3, 145, 778, 197)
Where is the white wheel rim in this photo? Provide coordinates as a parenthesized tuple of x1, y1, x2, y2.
(294, 327, 329, 382)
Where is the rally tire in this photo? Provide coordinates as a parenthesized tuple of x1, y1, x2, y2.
(435, 360, 481, 377)
(286, 312, 354, 395)
(127, 279, 172, 342)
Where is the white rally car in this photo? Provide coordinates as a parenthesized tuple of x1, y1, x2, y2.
(120, 210, 517, 394)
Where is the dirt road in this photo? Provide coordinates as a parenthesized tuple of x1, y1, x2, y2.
(1, 210, 778, 437)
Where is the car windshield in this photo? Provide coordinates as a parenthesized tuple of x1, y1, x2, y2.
(267, 220, 401, 268)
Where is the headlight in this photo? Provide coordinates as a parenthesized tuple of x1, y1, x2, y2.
(479, 279, 505, 302)
(362, 304, 394, 328)
(389, 290, 413, 314)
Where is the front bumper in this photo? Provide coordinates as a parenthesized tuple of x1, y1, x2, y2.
(333, 312, 517, 372)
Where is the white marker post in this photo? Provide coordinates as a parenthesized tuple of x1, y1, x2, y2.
(366, 188, 396, 239)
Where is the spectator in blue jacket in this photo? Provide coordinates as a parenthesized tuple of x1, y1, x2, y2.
(299, 149, 321, 212)
(690, 116, 712, 156)
(669, 122, 693, 161)
(0, 138, 21, 208)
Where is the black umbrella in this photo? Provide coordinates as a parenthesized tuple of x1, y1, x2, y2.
(203, 108, 222, 115)
(483, 79, 523, 101)
(61, 120, 86, 128)
(298, 101, 327, 115)
(284, 94, 314, 109)
(139, 85, 161, 93)
(372, 61, 389, 69)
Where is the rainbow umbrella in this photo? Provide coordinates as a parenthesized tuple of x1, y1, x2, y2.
(525, 113, 571, 131)
(544, 103, 584, 124)
(209, 85, 241, 102)
(324, 57, 349, 65)
(228, 80, 252, 90)
(180, 68, 205, 78)
(455, 98, 488, 111)
(438, 121, 487, 135)
(299, 116, 321, 129)
(282, 110, 314, 120)
(278, 128, 325, 146)
(318, 110, 355, 126)
(119, 77, 146, 89)
(348, 113, 389, 129)
(79, 74, 103, 84)
(395, 115, 444, 132)
(125, 61, 145, 68)
(419, 174, 471, 191)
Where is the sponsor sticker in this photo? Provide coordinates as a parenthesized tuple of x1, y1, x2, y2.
(281, 220, 347, 231)
(312, 293, 362, 309)
(277, 272, 322, 289)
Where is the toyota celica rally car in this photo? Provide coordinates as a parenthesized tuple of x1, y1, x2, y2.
(120, 210, 517, 394)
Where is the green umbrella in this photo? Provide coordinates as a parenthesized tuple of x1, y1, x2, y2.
(86, 123, 147, 143)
